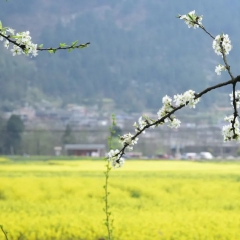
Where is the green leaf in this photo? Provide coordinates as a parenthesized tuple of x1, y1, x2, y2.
(52, 49, 57, 54)
(187, 14, 194, 21)
(12, 35, 21, 39)
(48, 49, 54, 54)
(59, 43, 67, 48)
(68, 48, 73, 53)
(38, 44, 43, 48)
(71, 40, 78, 47)
(0, 21, 2, 30)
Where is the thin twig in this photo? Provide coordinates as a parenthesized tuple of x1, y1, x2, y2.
(103, 115, 115, 240)
(0, 225, 9, 240)
(37, 43, 90, 51)
(198, 25, 215, 39)
(0, 32, 90, 52)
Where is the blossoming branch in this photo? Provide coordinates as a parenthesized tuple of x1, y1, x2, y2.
(107, 10, 240, 168)
(0, 21, 90, 57)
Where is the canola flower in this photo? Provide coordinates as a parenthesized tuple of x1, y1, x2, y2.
(1, 160, 240, 240)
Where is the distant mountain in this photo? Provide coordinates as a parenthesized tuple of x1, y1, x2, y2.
(0, 0, 239, 112)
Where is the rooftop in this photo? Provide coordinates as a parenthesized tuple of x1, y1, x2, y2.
(64, 144, 106, 150)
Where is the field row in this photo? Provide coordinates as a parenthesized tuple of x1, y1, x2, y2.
(1, 160, 240, 239)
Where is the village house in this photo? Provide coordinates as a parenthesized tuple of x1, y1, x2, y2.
(64, 144, 106, 157)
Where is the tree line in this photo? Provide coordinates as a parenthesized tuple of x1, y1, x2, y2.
(0, 0, 239, 112)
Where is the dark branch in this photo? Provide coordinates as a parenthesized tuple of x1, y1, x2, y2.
(0, 31, 90, 53)
(115, 76, 240, 162)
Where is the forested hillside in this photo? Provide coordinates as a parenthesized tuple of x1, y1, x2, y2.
(0, 0, 239, 112)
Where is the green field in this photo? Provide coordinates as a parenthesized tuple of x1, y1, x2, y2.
(1, 159, 240, 239)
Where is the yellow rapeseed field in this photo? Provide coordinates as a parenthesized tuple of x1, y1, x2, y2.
(1, 159, 240, 240)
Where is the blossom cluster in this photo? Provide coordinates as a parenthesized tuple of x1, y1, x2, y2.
(222, 93, 240, 141)
(179, 10, 203, 29)
(108, 90, 200, 167)
(165, 117, 181, 129)
(157, 90, 200, 119)
(222, 115, 240, 141)
(107, 149, 124, 168)
(157, 90, 199, 126)
(157, 95, 174, 120)
(133, 116, 148, 133)
(215, 64, 226, 75)
(120, 133, 138, 150)
(212, 34, 232, 56)
(157, 91, 198, 128)
(174, 90, 200, 108)
(229, 91, 240, 108)
(0, 26, 38, 57)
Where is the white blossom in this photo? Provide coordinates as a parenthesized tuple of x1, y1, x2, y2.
(173, 94, 183, 106)
(15, 31, 31, 45)
(133, 121, 138, 129)
(222, 124, 234, 141)
(133, 116, 148, 133)
(7, 28, 15, 35)
(138, 116, 147, 130)
(162, 95, 172, 105)
(174, 90, 199, 108)
(229, 91, 240, 108)
(222, 115, 240, 141)
(107, 149, 124, 168)
(13, 31, 38, 57)
(4, 40, 9, 49)
(11, 45, 22, 56)
(168, 118, 181, 128)
(112, 157, 125, 168)
(215, 64, 226, 75)
(107, 149, 119, 159)
(224, 115, 236, 124)
(0, 26, 38, 57)
(157, 95, 174, 119)
(157, 91, 199, 130)
(212, 34, 232, 56)
(119, 133, 138, 150)
(179, 10, 203, 29)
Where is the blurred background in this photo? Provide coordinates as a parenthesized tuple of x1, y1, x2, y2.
(0, 0, 239, 158)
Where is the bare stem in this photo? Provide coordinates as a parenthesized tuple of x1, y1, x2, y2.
(198, 25, 215, 39)
(0, 225, 9, 240)
(103, 114, 116, 240)
(104, 161, 112, 240)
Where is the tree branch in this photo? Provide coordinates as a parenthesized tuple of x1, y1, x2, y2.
(115, 76, 240, 162)
(0, 31, 90, 53)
